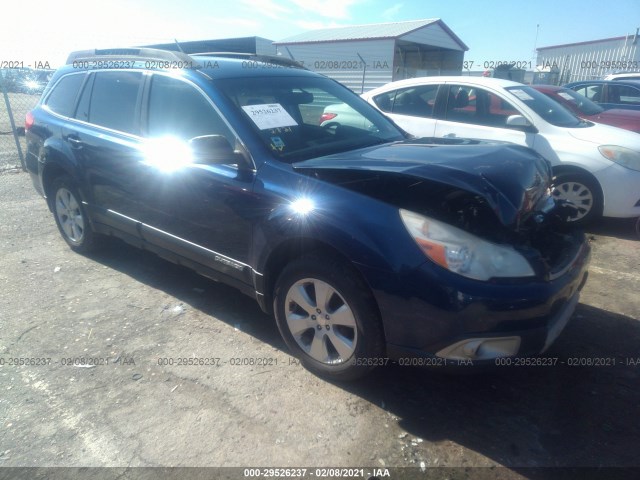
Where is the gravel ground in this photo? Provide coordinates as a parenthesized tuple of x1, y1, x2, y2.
(0, 169, 638, 480)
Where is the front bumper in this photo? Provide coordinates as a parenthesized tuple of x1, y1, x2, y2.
(431, 289, 581, 362)
(363, 235, 590, 364)
(597, 162, 640, 218)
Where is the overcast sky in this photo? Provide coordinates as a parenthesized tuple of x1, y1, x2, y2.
(2, 0, 639, 68)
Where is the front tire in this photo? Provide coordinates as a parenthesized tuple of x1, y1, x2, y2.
(51, 176, 99, 253)
(273, 253, 385, 381)
(551, 172, 603, 225)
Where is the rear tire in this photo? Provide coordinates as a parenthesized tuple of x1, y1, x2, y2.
(273, 253, 385, 381)
(51, 176, 99, 253)
(551, 172, 602, 225)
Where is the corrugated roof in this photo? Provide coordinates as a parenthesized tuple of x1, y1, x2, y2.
(275, 18, 441, 44)
(537, 35, 633, 51)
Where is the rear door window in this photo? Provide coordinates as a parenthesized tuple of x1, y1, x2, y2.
(88, 71, 143, 134)
(608, 84, 640, 105)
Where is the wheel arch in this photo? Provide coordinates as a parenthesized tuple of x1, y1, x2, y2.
(41, 158, 97, 235)
(551, 164, 604, 198)
(42, 162, 75, 211)
(39, 138, 85, 211)
(551, 164, 605, 221)
(259, 237, 382, 323)
(268, 242, 388, 379)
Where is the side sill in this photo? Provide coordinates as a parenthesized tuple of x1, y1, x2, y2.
(93, 222, 262, 304)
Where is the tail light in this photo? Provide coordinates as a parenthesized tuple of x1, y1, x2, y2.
(25, 111, 34, 131)
(319, 112, 337, 124)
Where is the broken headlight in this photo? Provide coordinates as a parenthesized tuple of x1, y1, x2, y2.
(400, 209, 535, 281)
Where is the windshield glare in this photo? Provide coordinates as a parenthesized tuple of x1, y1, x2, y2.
(505, 86, 585, 128)
(216, 76, 405, 161)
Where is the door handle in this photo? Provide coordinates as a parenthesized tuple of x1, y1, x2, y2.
(67, 135, 83, 148)
(443, 133, 457, 138)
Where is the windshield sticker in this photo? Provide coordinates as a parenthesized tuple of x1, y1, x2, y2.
(510, 89, 534, 101)
(242, 103, 298, 130)
(557, 92, 575, 101)
(270, 136, 285, 152)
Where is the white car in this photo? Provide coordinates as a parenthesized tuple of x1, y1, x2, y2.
(319, 103, 375, 131)
(362, 76, 640, 224)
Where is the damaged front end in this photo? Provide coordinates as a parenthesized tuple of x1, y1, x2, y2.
(292, 139, 590, 363)
(403, 184, 586, 282)
(294, 140, 588, 282)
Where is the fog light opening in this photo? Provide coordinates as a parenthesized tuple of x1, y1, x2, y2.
(436, 336, 521, 361)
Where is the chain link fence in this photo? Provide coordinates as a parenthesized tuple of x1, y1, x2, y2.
(0, 69, 45, 172)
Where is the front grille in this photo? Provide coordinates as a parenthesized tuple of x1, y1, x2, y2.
(527, 228, 584, 279)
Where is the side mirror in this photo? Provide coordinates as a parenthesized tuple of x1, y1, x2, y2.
(188, 135, 244, 165)
(506, 115, 537, 133)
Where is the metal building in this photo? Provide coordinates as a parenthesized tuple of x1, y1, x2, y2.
(274, 19, 468, 93)
(536, 31, 640, 84)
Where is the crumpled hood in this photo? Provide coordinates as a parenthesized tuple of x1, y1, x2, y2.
(293, 139, 552, 229)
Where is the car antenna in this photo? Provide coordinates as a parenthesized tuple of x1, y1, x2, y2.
(174, 39, 185, 53)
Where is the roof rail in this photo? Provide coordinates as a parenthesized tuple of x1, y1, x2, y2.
(190, 52, 305, 69)
(65, 47, 200, 66)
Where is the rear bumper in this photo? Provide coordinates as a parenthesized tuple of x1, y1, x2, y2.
(28, 170, 45, 198)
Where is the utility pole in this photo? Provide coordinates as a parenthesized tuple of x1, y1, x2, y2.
(533, 24, 540, 66)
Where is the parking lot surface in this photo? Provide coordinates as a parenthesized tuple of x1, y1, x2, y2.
(0, 168, 639, 477)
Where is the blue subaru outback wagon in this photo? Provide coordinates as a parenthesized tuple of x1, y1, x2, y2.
(25, 48, 590, 380)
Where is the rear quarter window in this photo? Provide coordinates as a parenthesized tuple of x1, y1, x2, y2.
(572, 84, 602, 102)
(378, 85, 439, 118)
(373, 92, 395, 112)
(45, 73, 85, 117)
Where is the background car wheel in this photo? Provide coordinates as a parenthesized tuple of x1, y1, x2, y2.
(273, 253, 385, 381)
(551, 172, 602, 225)
(51, 176, 99, 253)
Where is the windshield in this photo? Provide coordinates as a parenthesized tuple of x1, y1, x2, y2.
(552, 88, 604, 116)
(505, 86, 586, 128)
(215, 76, 405, 161)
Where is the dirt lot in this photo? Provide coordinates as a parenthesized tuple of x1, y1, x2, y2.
(0, 168, 639, 479)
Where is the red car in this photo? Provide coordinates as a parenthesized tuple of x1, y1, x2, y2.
(533, 85, 640, 134)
